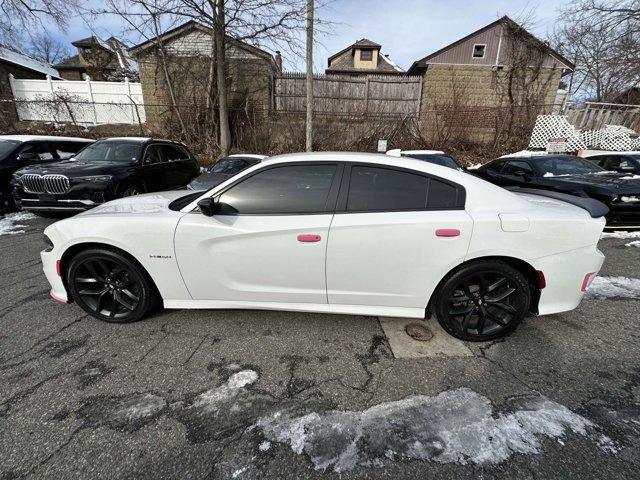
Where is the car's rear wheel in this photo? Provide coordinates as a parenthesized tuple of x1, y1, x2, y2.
(433, 260, 530, 341)
(67, 248, 158, 323)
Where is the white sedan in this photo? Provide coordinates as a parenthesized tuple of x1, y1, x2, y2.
(42, 152, 606, 341)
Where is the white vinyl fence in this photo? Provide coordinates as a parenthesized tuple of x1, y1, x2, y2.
(10, 74, 146, 125)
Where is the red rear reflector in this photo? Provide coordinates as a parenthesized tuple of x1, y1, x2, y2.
(536, 270, 546, 289)
(55, 260, 62, 277)
(581, 272, 596, 292)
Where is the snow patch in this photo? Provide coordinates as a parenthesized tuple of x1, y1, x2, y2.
(232, 467, 249, 478)
(191, 370, 259, 412)
(116, 393, 165, 421)
(601, 231, 640, 240)
(626, 240, 640, 248)
(585, 276, 640, 299)
(256, 388, 615, 472)
(499, 150, 548, 158)
(259, 440, 271, 451)
(621, 175, 640, 180)
(467, 163, 482, 170)
(620, 195, 640, 203)
(0, 212, 37, 236)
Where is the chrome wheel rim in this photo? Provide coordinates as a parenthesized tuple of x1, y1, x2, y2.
(446, 272, 524, 337)
(73, 258, 141, 319)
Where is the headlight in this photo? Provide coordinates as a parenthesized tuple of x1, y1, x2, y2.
(79, 175, 113, 183)
(43, 234, 54, 252)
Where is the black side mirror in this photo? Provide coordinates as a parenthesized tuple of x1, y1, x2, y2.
(18, 152, 38, 161)
(197, 197, 220, 216)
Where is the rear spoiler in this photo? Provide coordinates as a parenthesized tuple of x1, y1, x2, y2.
(506, 187, 609, 218)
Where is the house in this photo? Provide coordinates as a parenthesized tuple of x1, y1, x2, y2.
(611, 87, 640, 105)
(407, 16, 574, 142)
(326, 38, 404, 76)
(0, 47, 61, 127)
(54, 36, 138, 81)
(129, 20, 281, 130)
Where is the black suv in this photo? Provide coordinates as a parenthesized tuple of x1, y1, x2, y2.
(11, 138, 200, 214)
(0, 135, 94, 212)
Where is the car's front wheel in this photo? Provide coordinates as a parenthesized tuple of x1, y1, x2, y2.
(67, 248, 158, 323)
(433, 260, 531, 341)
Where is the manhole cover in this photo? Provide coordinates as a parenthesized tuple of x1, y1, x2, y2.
(405, 322, 433, 342)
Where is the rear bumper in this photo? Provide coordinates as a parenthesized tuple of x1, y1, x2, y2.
(532, 245, 605, 316)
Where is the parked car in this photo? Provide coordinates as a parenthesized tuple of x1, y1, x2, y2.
(474, 153, 640, 229)
(582, 151, 640, 175)
(42, 152, 606, 341)
(11, 137, 199, 214)
(187, 154, 267, 191)
(0, 135, 94, 212)
(386, 149, 464, 171)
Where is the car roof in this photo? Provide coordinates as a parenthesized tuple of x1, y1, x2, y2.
(582, 151, 640, 157)
(98, 137, 175, 143)
(0, 135, 94, 143)
(498, 154, 576, 162)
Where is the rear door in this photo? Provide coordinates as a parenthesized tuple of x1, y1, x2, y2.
(326, 164, 472, 309)
(175, 162, 342, 303)
(141, 144, 167, 191)
(161, 144, 196, 187)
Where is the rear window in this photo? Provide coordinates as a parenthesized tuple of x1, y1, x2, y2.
(74, 141, 141, 163)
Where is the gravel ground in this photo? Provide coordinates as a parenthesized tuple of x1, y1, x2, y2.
(0, 215, 639, 479)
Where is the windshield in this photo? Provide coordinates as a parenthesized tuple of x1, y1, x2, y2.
(537, 156, 605, 175)
(209, 157, 255, 173)
(402, 153, 461, 170)
(0, 140, 20, 159)
(73, 141, 141, 163)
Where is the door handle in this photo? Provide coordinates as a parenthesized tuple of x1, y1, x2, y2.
(435, 228, 460, 237)
(297, 234, 321, 243)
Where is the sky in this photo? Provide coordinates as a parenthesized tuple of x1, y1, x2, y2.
(49, 0, 571, 72)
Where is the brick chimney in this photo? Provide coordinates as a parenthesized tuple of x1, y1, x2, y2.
(274, 51, 283, 72)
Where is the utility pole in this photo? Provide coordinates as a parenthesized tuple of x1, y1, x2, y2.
(305, 0, 314, 151)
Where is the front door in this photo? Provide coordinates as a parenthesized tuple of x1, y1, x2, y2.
(326, 164, 472, 308)
(141, 144, 168, 191)
(175, 163, 342, 303)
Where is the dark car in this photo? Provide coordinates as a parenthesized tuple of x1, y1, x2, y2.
(584, 152, 640, 175)
(475, 154, 640, 228)
(0, 135, 94, 212)
(187, 154, 266, 191)
(11, 137, 200, 214)
(386, 149, 465, 171)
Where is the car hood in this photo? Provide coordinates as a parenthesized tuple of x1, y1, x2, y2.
(16, 159, 132, 176)
(187, 172, 231, 191)
(78, 191, 188, 216)
(542, 172, 640, 194)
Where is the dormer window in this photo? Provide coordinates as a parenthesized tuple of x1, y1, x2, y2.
(472, 44, 486, 58)
(82, 47, 93, 56)
(360, 49, 373, 61)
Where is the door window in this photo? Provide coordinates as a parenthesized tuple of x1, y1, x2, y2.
(143, 145, 165, 164)
(347, 166, 427, 211)
(502, 160, 535, 176)
(210, 158, 251, 174)
(162, 144, 190, 162)
(19, 142, 54, 161)
(52, 141, 89, 160)
(218, 164, 336, 214)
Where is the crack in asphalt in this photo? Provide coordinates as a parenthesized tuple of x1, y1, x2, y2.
(0, 289, 49, 319)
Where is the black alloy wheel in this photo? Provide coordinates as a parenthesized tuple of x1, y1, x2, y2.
(67, 248, 157, 323)
(120, 185, 141, 197)
(434, 260, 530, 341)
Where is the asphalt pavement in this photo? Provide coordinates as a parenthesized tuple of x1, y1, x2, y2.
(0, 214, 639, 479)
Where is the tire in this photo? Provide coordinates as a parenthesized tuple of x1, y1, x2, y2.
(433, 260, 530, 341)
(117, 183, 142, 198)
(66, 248, 159, 323)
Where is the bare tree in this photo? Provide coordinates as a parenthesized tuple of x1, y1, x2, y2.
(0, 0, 78, 43)
(26, 32, 71, 64)
(305, 0, 313, 151)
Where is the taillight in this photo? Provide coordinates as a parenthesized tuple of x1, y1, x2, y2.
(536, 270, 546, 289)
(581, 272, 597, 292)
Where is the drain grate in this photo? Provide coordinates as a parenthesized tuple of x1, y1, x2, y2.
(404, 322, 433, 342)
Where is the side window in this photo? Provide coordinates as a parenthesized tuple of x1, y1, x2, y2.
(53, 142, 87, 160)
(143, 145, 164, 164)
(162, 145, 190, 162)
(428, 178, 458, 208)
(586, 156, 606, 167)
(218, 164, 336, 214)
(502, 160, 534, 176)
(483, 160, 505, 174)
(19, 142, 54, 161)
(347, 166, 427, 212)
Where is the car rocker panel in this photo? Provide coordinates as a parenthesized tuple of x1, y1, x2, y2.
(41, 152, 606, 341)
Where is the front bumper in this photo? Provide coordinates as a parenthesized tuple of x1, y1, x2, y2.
(12, 182, 113, 212)
(41, 248, 69, 303)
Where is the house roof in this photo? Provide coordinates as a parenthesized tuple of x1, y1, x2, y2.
(56, 36, 138, 73)
(54, 54, 83, 69)
(0, 46, 60, 78)
(407, 16, 575, 74)
(128, 20, 277, 67)
(327, 38, 382, 65)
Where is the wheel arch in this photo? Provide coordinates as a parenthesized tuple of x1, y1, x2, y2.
(427, 255, 541, 316)
(59, 241, 160, 302)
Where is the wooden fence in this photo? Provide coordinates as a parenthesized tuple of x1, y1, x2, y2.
(567, 102, 640, 132)
(274, 73, 422, 116)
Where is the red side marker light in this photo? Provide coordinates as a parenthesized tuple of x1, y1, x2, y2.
(581, 272, 596, 292)
(55, 260, 62, 277)
(536, 270, 546, 289)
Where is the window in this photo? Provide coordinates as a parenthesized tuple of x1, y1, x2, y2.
(75, 141, 140, 163)
(502, 160, 535, 176)
(428, 178, 459, 208)
(218, 164, 336, 214)
(401, 153, 462, 170)
(483, 160, 505, 174)
(161, 144, 190, 162)
(359, 49, 373, 61)
(210, 158, 251, 174)
(19, 143, 54, 161)
(52, 141, 90, 160)
(347, 166, 426, 212)
(536, 156, 604, 175)
(143, 145, 165, 164)
(472, 44, 486, 58)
